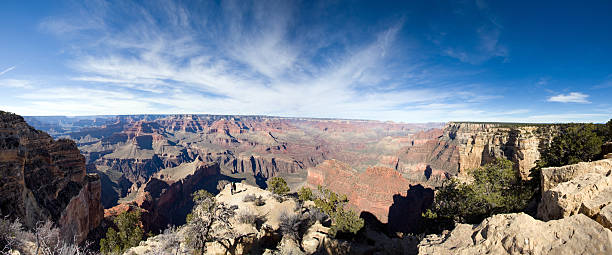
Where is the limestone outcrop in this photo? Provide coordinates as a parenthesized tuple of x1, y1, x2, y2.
(441, 122, 558, 179)
(0, 111, 103, 244)
(537, 159, 612, 229)
(418, 213, 612, 254)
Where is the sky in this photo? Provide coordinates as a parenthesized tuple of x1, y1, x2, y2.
(1, 0, 611, 123)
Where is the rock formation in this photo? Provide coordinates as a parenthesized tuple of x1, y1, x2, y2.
(422, 158, 612, 254)
(307, 159, 434, 226)
(538, 158, 612, 228)
(0, 111, 103, 244)
(439, 122, 558, 179)
(418, 213, 612, 254)
(117, 160, 223, 231)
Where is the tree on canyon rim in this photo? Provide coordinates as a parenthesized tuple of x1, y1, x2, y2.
(99, 210, 144, 254)
(423, 158, 532, 229)
(538, 123, 605, 168)
(185, 189, 253, 255)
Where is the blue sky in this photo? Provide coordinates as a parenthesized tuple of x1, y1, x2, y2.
(1, 0, 611, 123)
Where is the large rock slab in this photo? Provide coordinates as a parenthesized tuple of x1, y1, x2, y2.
(537, 158, 612, 231)
(418, 213, 612, 255)
(538, 173, 612, 221)
(540, 159, 612, 193)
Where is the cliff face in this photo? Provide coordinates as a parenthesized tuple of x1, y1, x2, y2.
(307, 159, 433, 227)
(0, 111, 103, 244)
(436, 122, 557, 179)
(104, 160, 223, 232)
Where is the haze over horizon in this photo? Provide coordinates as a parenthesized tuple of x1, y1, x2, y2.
(1, 0, 611, 123)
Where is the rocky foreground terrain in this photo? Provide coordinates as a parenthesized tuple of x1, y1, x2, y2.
(420, 158, 612, 254)
(127, 182, 420, 255)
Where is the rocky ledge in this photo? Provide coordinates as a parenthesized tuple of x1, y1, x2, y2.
(418, 213, 612, 254)
(538, 158, 612, 228)
(0, 111, 103, 244)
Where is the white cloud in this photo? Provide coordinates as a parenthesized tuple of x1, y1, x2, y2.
(547, 92, 590, 103)
(0, 79, 32, 88)
(0, 66, 16, 76)
(4, 0, 527, 122)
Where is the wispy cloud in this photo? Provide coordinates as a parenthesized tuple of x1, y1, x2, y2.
(547, 92, 590, 103)
(0, 79, 32, 88)
(0, 66, 16, 76)
(14, 0, 501, 122)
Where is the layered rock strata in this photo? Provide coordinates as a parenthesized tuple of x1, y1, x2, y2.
(0, 111, 103, 243)
(307, 159, 434, 226)
(441, 122, 558, 179)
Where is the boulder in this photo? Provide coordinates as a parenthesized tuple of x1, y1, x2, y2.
(418, 213, 612, 255)
(538, 173, 612, 220)
(537, 158, 612, 231)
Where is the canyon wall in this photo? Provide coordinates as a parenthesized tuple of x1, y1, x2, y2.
(307, 159, 434, 229)
(437, 122, 557, 179)
(0, 111, 103, 244)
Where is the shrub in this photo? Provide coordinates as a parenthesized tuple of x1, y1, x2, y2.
(278, 212, 302, 241)
(267, 177, 290, 196)
(243, 194, 257, 202)
(237, 208, 258, 225)
(313, 186, 364, 237)
(185, 189, 254, 255)
(100, 211, 144, 254)
(192, 189, 214, 203)
(0, 216, 23, 252)
(254, 196, 265, 206)
(425, 158, 533, 226)
(150, 226, 181, 254)
(307, 207, 328, 225)
(298, 187, 314, 202)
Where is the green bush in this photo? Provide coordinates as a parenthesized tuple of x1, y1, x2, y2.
(425, 158, 532, 226)
(314, 185, 364, 237)
(298, 186, 314, 201)
(267, 177, 290, 196)
(100, 210, 144, 254)
(540, 124, 604, 167)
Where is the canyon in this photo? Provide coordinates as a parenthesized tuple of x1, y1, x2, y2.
(22, 115, 563, 225)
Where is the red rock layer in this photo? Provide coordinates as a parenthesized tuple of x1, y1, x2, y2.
(307, 159, 433, 224)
